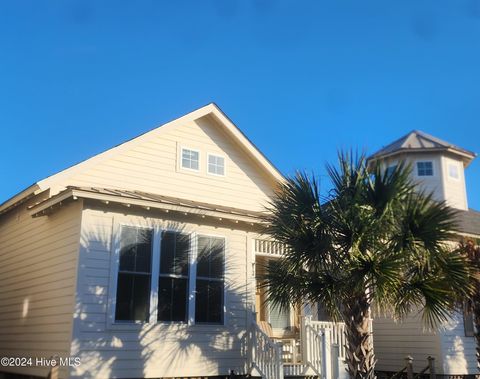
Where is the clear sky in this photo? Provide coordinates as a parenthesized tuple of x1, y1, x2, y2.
(1, 1, 479, 209)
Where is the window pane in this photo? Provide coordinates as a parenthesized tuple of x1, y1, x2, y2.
(197, 236, 224, 279)
(119, 227, 152, 273)
(115, 273, 151, 322)
(208, 155, 225, 175)
(210, 238, 225, 279)
(417, 161, 433, 176)
(195, 279, 223, 324)
(197, 236, 210, 278)
(160, 232, 189, 276)
(270, 303, 290, 329)
(158, 277, 188, 322)
(181, 149, 199, 170)
(386, 165, 397, 177)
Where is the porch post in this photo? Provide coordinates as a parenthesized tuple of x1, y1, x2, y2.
(331, 343, 339, 379)
(322, 327, 332, 379)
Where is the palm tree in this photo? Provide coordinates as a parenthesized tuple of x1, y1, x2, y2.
(262, 152, 473, 379)
(459, 239, 480, 370)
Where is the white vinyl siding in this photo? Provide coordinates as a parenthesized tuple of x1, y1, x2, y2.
(64, 116, 276, 212)
(0, 195, 82, 379)
(70, 208, 250, 378)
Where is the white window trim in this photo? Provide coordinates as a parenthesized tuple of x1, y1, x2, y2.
(193, 233, 227, 326)
(206, 153, 226, 177)
(415, 160, 435, 178)
(179, 146, 201, 173)
(107, 220, 227, 330)
(107, 221, 155, 330)
(156, 228, 191, 325)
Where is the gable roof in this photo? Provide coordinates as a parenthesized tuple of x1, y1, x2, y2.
(0, 103, 285, 215)
(368, 130, 476, 166)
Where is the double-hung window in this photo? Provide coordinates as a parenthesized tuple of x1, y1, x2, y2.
(158, 231, 190, 322)
(115, 226, 153, 322)
(195, 236, 225, 324)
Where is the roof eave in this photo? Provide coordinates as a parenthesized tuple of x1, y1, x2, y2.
(0, 183, 41, 216)
(28, 188, 266, 226)
(368, 147, 476, 166)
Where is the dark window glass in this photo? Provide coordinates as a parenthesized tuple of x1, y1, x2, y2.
(385, 165, 397, 177)
(160, 232, 189, 276)
(195, 279, 223, 324)
(158, 277, 188, 322)
(115, 226, 153, 322)
(417, 161, 433, 176)
(119, 227, 152, 273)
(197, 237, 224, 279)
(195, 236, 225, 324)
(158, 232, 190, 322)
(115, 274, 151, 321)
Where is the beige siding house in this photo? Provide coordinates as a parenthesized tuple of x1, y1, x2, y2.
(0, 104, 342, 379)
(368, 130, 479, 376)
(0, 107, 478, 379)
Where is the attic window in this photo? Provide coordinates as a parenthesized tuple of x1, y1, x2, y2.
(417, 161, 433, 176)
(207, 154, 225, 176)
(181, 148, 200, 171)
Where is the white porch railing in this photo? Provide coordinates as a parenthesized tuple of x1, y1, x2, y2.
(254, 239, 287, 257)
(301, 317, 326, 377)
(309, 320, 347, 360)
(247, 318, 342, 379)
(247, 322, 284, 379)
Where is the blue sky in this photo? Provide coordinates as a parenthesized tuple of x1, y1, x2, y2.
(1, 1, 479, 209)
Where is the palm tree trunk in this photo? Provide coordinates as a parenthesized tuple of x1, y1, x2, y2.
(343, 294, 376, 379)
(473, 294, 480, 371)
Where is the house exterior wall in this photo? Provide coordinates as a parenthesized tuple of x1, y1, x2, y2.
(60, 114, 276, 213)
(439, 313, 477, 375)
(441, 155, 469, 211)
(374, 311, 476, 375)
(69, 204, 257, 379)
(373, 313, 443, 373)
(0, 195, 83, 379)
(380, 152, 468, 210)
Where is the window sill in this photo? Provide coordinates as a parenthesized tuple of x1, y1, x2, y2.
(107, 320, 226, 331)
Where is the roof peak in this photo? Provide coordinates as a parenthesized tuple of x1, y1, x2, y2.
(368, 130, 476, 165)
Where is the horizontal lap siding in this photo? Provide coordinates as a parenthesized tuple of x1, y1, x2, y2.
(373, 313, 442, 373)
(439, 313, 476, 375)
(70, 209, 251, 379)
(0, 198, 82, 379)
(65, 116, 276, 212)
